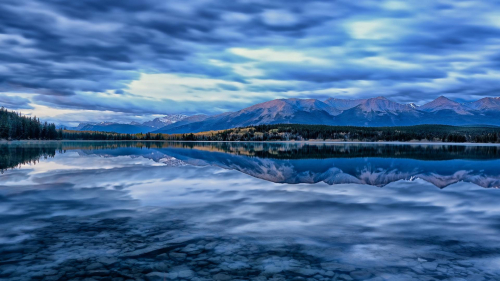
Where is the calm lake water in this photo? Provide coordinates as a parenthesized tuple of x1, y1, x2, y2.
(1, 141, 500, 281)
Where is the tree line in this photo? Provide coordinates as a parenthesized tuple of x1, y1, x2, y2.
(0, 107, 62, 140)
(0, 108, 170, 141)
(165, 124, 500, 143)
(62, 131, 167, 140)
(53, 124, 500, 143)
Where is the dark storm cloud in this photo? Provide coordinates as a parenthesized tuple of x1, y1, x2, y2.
(32, 92, 249, 115)
(217, 83, 240, 91)
(0, 0, 360, 98)
(261, 62, 447, 83)
(0, 0, 217, 96)
(1, 0, 500, 116)
(0, 94, 33, 109)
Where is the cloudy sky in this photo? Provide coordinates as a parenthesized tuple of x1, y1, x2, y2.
(1, 0, 500, 125)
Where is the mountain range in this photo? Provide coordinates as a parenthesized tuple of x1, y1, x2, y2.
(72, 114, 189, 134)
(72, 96, 500, 134)
(154, 96, 500, 134)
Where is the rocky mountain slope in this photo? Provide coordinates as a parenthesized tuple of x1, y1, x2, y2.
(72, 96, 500, 134)
(154, 96, 500, 134)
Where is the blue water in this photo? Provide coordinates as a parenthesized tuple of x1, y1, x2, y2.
(1, 142, 500, 280)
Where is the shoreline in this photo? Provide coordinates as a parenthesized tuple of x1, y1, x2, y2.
(2, 139, 500, 146)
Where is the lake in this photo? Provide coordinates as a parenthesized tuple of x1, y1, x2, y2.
(1, 141, 500, 280)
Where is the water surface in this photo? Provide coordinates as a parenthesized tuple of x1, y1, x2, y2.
(1, 141, 500, 280)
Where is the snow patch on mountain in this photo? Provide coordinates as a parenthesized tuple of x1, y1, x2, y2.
(141, 114, 189, 129)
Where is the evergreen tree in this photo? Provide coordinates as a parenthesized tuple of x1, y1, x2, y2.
(0, 107, 60, 140)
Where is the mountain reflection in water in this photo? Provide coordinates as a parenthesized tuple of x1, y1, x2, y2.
(4, 141, 499, 188)
(1, 141, 500, 280)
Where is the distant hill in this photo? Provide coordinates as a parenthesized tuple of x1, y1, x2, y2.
(153, 96, 500, 134)
(73, 114, 189, 134)
(79, 123, 154, 134)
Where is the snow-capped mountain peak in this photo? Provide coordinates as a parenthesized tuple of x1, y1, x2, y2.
(141, 114, 189, 129)
(157, 114, 188, 124)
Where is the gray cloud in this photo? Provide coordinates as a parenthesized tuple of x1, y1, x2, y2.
(0, 94, 33, 109)
(261, 62, 448, 83)
(32, 93, 249, 115)
(1, 0, 500, 118)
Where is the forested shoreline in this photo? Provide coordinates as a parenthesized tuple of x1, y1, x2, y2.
(0, 107, 61, 140)
(170, 124, 500, 143)
(61, 130, 164, 141)
(61, 124, 500, 143)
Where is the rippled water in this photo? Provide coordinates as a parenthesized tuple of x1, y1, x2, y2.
(1, 141, 500, 281)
